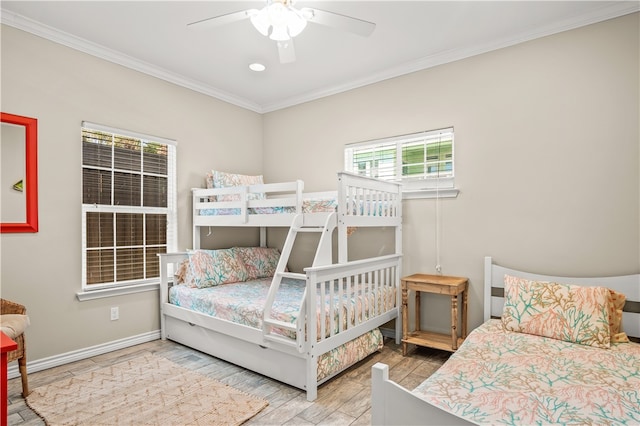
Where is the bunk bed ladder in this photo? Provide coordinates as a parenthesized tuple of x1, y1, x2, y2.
(262, 212, 337, 351)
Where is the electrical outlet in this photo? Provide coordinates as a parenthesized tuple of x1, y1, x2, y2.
(110, 307, 119, 321)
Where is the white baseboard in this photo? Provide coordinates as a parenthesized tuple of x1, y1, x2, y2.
(8, 330, 161, 379)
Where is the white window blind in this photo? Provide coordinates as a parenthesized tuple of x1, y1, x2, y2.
(81, 122, 177, 291)
(345, 127, 454, 192)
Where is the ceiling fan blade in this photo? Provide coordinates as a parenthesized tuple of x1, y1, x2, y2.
(277, 40, 296, 64)
(303, 8, 375, 37)
(187, 9, 251, 30)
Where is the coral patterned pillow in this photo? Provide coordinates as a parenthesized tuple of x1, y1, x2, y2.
(187, 248, 248, 288)
(502, 275, 611, 348)
(210, 170, 265, 202)
(174, 259, 196, 287)
(235, 247, 282, 280)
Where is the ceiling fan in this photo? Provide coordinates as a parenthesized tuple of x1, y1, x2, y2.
(187, 0, 376, 64)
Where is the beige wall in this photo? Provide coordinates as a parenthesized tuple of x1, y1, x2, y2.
(1, 12, 638, 362)
(0, 25, 262, 360)
(262, 13, 639, 332)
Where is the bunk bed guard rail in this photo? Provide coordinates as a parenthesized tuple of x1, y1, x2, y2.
(304, 253, 402, 355)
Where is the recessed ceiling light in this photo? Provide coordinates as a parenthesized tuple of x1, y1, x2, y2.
(249, 63, 266, 72)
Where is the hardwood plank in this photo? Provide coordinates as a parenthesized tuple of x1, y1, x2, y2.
(247, 394, 311, 425)
(338, 387, 370, 419)
(298, 379, 366, 423)
(7, 338, 448, 425)
(318, 410, 356, 425)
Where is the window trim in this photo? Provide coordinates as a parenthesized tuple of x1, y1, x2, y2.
(80, 122, 177, 295)
(402, 187, 459, 200)
(345, 127, 458, 199)
(76, 282, 159, 301)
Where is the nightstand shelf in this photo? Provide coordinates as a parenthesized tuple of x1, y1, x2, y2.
(403, 331, 466, 353)
(401, 273, 468, 355)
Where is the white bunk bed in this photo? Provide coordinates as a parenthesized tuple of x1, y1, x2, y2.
(159, 171, 403, 401)
(371, 256, 640, 425)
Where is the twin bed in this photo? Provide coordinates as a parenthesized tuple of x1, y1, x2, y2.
(371, 256, 640, 425)
(159, 171, 403, 401)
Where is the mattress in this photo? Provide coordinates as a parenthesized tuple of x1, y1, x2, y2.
(412, 319, 640, 425)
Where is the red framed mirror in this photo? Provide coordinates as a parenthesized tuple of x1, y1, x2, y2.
(1, 112, 38, 233)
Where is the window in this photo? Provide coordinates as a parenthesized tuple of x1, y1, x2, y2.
(345, 128, 457, 198)
(81, 122, 177, 292)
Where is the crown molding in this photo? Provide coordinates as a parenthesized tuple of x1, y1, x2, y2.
(3, 3, 638, 114)
(0, 8, 263, 113)
(261, 2, 640, 112)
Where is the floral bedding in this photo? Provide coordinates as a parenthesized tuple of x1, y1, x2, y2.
(200, 196, 337, 216)
(168, 277, 389, 380)
(412, 319, 640, 425)
(200, 195, 393, 217)
(169, 277, 395, 337)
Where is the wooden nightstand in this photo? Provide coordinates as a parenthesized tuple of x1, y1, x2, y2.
(401, 273, 468, 355)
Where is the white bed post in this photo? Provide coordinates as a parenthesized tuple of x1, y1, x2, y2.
(306, 270, 319, 401)
(337, 172, 348, 264)
(395, 257, 402, 344)
(260, 227, 267, 247)
(371, 363, 389, 425)
(192, 190, 201, 249)
(395, 196, 403, 344)
(483, 256, 493, 322)
(296, 179, 304, 213)
(158, 254, 169, 340)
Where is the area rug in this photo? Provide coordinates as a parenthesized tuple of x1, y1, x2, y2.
(26, 352, 268, 425)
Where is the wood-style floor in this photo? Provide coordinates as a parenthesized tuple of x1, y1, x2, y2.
(7, 338, 451, 425)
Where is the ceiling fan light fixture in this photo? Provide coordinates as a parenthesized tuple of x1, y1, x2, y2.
(189, 1, 375, 65)
(250, 0, 308, 41)
(269, 24, 290, 41)
(286, 11, 307, 37)
(249, 8, 270, 36)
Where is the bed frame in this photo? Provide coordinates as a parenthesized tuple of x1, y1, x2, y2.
(191, 171, 402, 260)
(371, 256, 640, 425)
(159, 172, 403, 401)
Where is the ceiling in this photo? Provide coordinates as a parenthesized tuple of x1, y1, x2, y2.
(1, 1, 638, 113)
